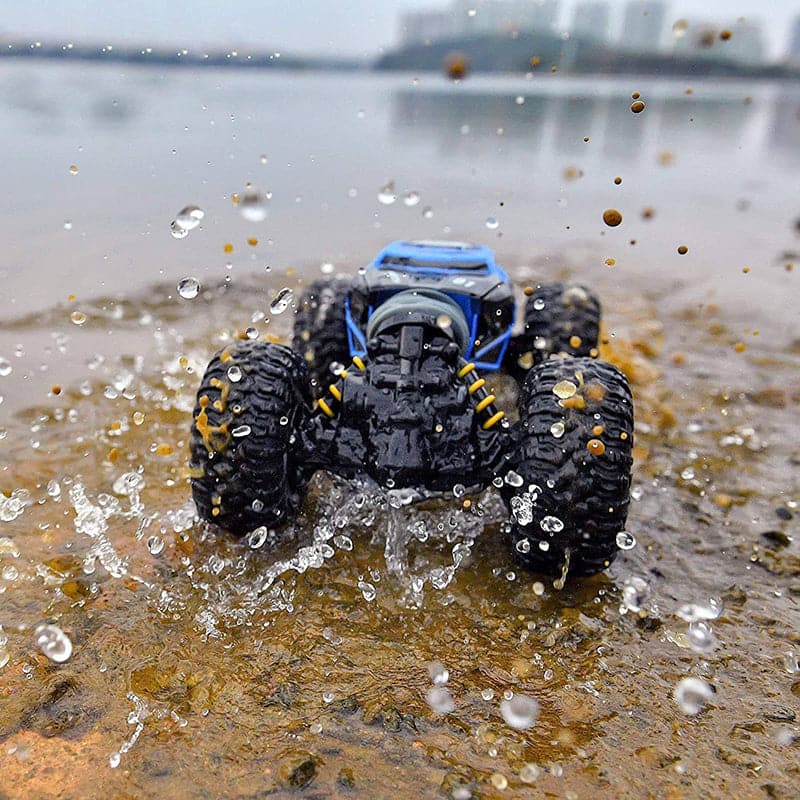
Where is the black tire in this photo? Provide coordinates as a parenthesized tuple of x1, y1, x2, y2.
(500, 356, 633, 577)
(189, 341, 312, 535)
(292, 278, 351, 392)
(506, 283, 601, 381)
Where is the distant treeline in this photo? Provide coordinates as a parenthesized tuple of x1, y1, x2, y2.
(0, 41, 362, 71)
(2, 35, 798, 79)
(375, 32, 799, 80)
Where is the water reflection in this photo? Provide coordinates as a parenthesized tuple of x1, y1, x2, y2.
(392, 82, 800, 163)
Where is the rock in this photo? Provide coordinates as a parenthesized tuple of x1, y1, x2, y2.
(337, 767, 355, 788)
(278, 750, 319, 789)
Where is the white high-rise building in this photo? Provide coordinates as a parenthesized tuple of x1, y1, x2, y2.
(785, 15, 800, 65)
(621, 0, 667, 52)
(453, 0, 560, 37)
(572, 1, 611, 44)
(400, 10, 457, 45)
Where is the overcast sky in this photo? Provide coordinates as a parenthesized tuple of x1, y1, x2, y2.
(1, 1, 797, 58)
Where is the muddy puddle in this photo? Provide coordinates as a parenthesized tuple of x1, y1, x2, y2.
(0, 258, 798, 800)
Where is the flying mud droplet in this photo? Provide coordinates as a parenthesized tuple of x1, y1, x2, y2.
(603, 208, 623, 227)
(270, 287, 294, 314)
(68, 164, 78, 175)
(630, 100, 646, 113)
(500, 694, 539, 730)
(238, 190, 269, 222)
(443, 51, 470, 80)
(672, 19, 689, 38)
(673, 677, 714, 716)
(34, 624, 73, 663)
(177, 277, 200, 299)
(677, 245, 689, 255)
(436, 314, 452, 331)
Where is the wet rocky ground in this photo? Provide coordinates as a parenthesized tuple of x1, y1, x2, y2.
(0, 261, 799, 799)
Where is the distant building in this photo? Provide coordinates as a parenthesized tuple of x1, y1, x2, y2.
(786, 15, 800, 65)
(571, 1, 611, 45)
(673, 18, 766, 66)
(621, 0, 667, 52)
(400, 0, 561, 41)
(400, 10, 456, 45)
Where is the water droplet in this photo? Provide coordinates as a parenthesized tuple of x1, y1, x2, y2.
(270, 287, 294, 314)
(673, 677, 714, 716)
(481, 688, 495, 700)
(0, 359, 12, 377)
(320, 261, 335, 274)
(550, 421, 565, 438)
(403, 191, 420, 207)
(239, 190, 269, 222)
(245, 327, 259, 340)
(422, 206, 434, 219)
(169, 220, 189, 239)
(515, 538, 531, 554)
(552, 380, 577, 399)
(616, 531, 636, 550)
(358, 579, 376, 602)
(426, 686, 455, 714)
(485, 216, 499, 230)
(333, 534, 353, 551)
(538, 540, 550, 552)
(70, 311, 87, 326)
(428, 661, 450, 685)
(515, 95, 525, 105)
(146, 535, 164, 555)
(377, 181, 397, 205)
(622, 576, 649, 612)
(519, 764, 540, 783)
(227, 366, 242, 382)
(174, 205, 204, 233)
(783, 650, 799, 674)
(248, 526, 268, 549)
(679, 600, 722, 624)
(177, 277, 200, 299)
(490, 773, 508, 790)
(452, 484, 466, 498)
(540, 516, 564, 533)
(252, 499, 264, 511)
(687, 621, 717, 653)
(500, 694, 539, 730)
(34, 624, 73, 663)
(504, 470, 524, 487)
(69, 164, 79, 175)
(63, 220, 73, 231)
(232, 425, 251, 438)
(322, 691, 335, 704)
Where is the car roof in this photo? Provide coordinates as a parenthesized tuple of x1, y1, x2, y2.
(376, 239, 495, 265)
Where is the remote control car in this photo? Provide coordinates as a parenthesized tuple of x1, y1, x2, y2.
(189, 240, 633, 577)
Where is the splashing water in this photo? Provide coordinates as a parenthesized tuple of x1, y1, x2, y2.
(673, 677, 714, 716)
(500, 693, 539, 730)
(34, 624, 73, 663)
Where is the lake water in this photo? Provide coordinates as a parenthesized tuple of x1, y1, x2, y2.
(1, 62, 799, 799)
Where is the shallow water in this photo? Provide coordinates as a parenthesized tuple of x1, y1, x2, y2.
(1, 64, 799, 798)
